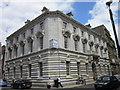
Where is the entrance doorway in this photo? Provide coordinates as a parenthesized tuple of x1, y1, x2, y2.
(92, 63, 97, 80)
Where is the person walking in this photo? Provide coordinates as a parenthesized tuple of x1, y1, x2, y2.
(47, 77, 52, 89)
(57, 77, 63, 88)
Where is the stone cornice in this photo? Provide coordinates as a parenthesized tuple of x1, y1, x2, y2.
(7, 10, 106, 42)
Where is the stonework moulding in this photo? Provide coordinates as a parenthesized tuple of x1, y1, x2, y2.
(20, 40, 26, 45)
(88, 41, 94, 46)
(81, 37, 88, 44)
(62, 30, 71, 37)
(100, 46, 104, 50)
(95, 43, 99, 48)
(36, 31, 45, 38)
(27, 36, 34, 42)
(73, 34, 80, 41)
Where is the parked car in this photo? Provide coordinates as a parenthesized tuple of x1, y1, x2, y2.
(11, 79, 32, 89)
(0, 79, 7, 87)
(94, 76, 119, 90)
(114, 75, 120, 85)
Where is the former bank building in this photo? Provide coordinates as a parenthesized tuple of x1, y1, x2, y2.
(5, 7, 112, 87)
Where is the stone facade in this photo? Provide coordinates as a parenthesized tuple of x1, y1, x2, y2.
(0, 43, 5, 79)
(92, 25, 120, 75)
(5, 9, 112, 87)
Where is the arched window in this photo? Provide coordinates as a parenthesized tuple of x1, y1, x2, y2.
(40, 37, 43, 49)
(30, 40, 33, 52)
(36, 31, 44, 50)
(81, 38, 88, 53)
(8, 47, 12, 59)
(73, 34, 80, 51)
(20, 41, 25, 55)
(62, 31, 71, 49)
(13, 45, 18, 57)
(64, 36, 68, 49)
(27, 37, 33, 53)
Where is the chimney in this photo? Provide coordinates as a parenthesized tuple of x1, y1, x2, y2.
(86, 24, 91, 28)
(25, 19, 30, 24)
(66, 12, 73, 17)
(41, 7, 49, 13)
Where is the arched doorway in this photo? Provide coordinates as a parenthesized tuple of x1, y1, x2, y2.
(92, 63, 97, 80)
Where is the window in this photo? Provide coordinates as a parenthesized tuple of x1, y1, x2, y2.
(88, 34, 90, 40)
(100, 49, 103, 57)
(8, 68, 10, 78)
(90, 45, 93, 51)
(28, 64, 31, 77)
(31, 28, 34, 35)
(107, 65, 110, 75)
(63, 22, 67, 29)
(104, 65, 106, 74)
(73, 27, 76, 33)
(64, 36, 68, 49)
(10, 40, 13, 45)
(98, 64, 102, 74)
(94, 36, 96, 42)
(39, 62, 43, 77)
(83, 43, 86, 52)
(66, 61, 70, 75)
(99, 39, 101, 44)
(20, 66, 23, 78)
(102, 76, 110, 81)
(95, 47, 98, 53)
(81, 31, 84, 37)
(15, 47, 18, 57)
(16, 37, 19, 42)
(77, 62, 80, 75)
(86, 63, 89, 74)
(40, 22, 44, 30)
(13, 67, 15, 78)
(30, 40, 33, 52)
(9, 49, 12, 59)
(75, 40, 78, 51)
(22, 44, 25, 55)
(40, 37, 43, 49)
(23, 33, 26, 38)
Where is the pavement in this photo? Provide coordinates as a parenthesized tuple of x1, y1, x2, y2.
(1, 84, 120, 90)
(1, 84, 95, 90)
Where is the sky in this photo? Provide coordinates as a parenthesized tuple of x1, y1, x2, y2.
(0, 0, 119, 45)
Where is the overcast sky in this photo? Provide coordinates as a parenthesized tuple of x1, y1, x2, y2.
(0, 0, 119, 45)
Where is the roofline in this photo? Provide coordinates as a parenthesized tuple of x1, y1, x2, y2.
(6, 10, 106, 41)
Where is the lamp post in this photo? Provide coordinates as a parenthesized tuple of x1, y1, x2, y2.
(106, 0, 120, 59)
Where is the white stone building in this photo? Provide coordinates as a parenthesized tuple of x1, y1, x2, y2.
(5, 8, 112, 87)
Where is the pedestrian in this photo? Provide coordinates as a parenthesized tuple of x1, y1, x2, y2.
(57, 77, 63, 88)
(79, 75, 85, 84)
(47, 77, 52, 89)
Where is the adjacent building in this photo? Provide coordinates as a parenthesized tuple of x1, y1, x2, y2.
(5, 8, 112, 87)
(0, 43, 6, 79)
(92, 25, 120, 75)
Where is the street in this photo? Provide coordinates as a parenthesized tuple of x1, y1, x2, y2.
(1, 84, 120, 90)
(1, 84, 95, 90)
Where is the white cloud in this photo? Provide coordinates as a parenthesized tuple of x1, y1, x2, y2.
(87, 0, 119, 43)
(0, 0, 75, 45)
